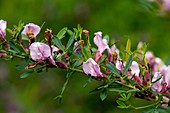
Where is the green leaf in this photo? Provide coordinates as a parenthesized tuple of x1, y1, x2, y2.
(8, 41, 20, 53)
(7, 28, 14, 34)
(116, 100, 126, 106)
(66, 33, 75, 50)
(57, 27, 68, 40)
(89, 86, 102, 95)
(20, 71, 34, 78)
(8, 49, 18, 54)
(77, 24, 83, 31)
(54, 71, 73, 103)
(120, 93, 127, 99)
(106, 62, 120, 76)
(103, 34, 109, 42)
(126, 93, 132, 100)
(117, 105, 131, 109)
(67, 29, 73, 36)
(16, 65, 25, 70)
(109, 88, 126, 93)
(83, 77, 93, 87)
(22, 35, 29, 41)
(119, 93, 132, 101)
(15, 27, 24, 39)
(81, 46, 90, 60)
(53, 36, 64, 51)
(122, 54, 133, 75)
(40, 22, 45, 29)
(143, 43, 148, 55)
(126, 89, 140, 93)
(35, 66, 46, 73)
(125, 39, 131, 61)
(100, 89, 107, 101)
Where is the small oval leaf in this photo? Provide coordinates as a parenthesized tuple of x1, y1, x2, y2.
(57, 27, 67, 40)
(66, 33, 75, 50)
(106, 62, 120, 76)
(20, 71, 34, 78)
(53, 36, 64, 51)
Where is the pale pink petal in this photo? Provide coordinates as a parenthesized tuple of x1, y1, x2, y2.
(130, 61, 140, 76)
(94, 32, 109, 55)
(145, 51, 154, 61)
(116, 60, 124, 72)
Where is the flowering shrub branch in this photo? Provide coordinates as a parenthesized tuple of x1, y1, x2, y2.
(1, 19, 170, 110)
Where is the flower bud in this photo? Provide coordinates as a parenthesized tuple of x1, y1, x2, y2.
(0, 50, 7, 58)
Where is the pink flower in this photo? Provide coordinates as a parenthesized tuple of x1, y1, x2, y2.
(82, 58, 107, 79)
(0, 20, 7, 37)
(94, 32, 109, 62)
(29, 42, 51, 61)
(29, 42, 60, 65)
(22, 23, 41, 36)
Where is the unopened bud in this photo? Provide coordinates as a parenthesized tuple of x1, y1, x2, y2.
(0, 50, 7, 58)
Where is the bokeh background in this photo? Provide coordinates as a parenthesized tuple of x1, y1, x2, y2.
(1, 0, 170, 113)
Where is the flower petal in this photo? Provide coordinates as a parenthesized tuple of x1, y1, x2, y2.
(94, 32, 109, 55)
(130, 61, 140, 76)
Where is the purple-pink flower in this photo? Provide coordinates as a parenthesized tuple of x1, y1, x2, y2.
(145, 51, 164, 74)
(73, 40, 83, 53)
(0, 20, 7, 37)
(22, 23, 41, 36)
(94, 32, 109, 62)
(82, 58, 107, 79)
(152, 66, 170, 92)
(107, 45, 119, 62)
(29, 42, 59, 65)
(152, 72, 163, 92)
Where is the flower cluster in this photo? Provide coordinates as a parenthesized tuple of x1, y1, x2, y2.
(0, 19, 170, 109)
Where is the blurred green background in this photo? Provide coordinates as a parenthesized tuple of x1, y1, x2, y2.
(1, 0, 170, 113)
